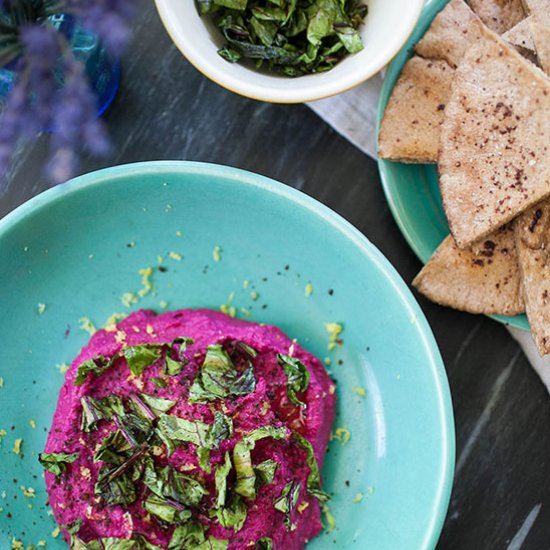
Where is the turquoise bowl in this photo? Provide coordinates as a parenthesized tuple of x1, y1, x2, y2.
(377, 0, 529, 331)
(0, 161, 454, 549)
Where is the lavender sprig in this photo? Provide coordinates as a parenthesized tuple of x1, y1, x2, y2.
(0, 0, 135, 185)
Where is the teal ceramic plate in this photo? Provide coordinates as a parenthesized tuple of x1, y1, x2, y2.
(0, 161, 454, 549)
(377, 0, 529, 331)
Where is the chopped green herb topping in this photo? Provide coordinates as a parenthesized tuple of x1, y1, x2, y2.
(215, 451, 232, 508)
(256, 538, 273, 550)
(74, 356, 116, 385)
(293, 432, 330, 502)
(277, 353, 310, 406)
(168, 522, 206, 550)
(143, 493, 192, 524)
(254, 459, 278, 487)
(211, 494, 247, 531)
(233, 426, 287, 499)
(123, 344, 163, 376)
(188, 344, 257, 403)
(273, 480, 300, 530)
(38, 452, 79, 475)
(198, 0, 368, 77)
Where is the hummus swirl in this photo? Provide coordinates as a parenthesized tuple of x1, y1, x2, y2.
(42, 309, 336, 549)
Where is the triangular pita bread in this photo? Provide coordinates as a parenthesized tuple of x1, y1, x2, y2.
(514, 201, 550, 355)
(378, 57, 454, 163)
(468, 0, 526, 34)
(439, 31, 550, 248)
(413, 226, 524, 315)
(415, 0, 486, 68)
(530, 19, 550, 73)
(503, 16, 537, 57)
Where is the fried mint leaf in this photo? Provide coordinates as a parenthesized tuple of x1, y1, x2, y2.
(254, 459, 278, 487)
(157, 414, 213, 448)
(293, 431, 330, 502)
(277, 353, 310, 406)
(215, 451, 232, 508)
(273, 480, 301, 530)
(38, 452, 79, 475)
(212, 493, 247, 531)
(123, 344, 163, 376)
(188, 344, 256, 403)
(233, 426, 288, 499)
(168, 522, 207, 549)
(74, 355, 116, 385)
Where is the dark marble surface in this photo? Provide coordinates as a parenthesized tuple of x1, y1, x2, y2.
(2, 2, 550, 549)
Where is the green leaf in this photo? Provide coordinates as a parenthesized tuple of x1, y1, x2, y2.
(256, 538, 273, 550)
(188, 344, 256, 403)
(152, 377, 168, 388)
(95, 465, 137, 507)
(74, 355, 115, 385)
(38, 452, 79, 475)
(93, 431, 133, 465)
(273, 480, 300, 530)
(123, 344, 162, 376)
(157, 414, 213, 449)
(212, 494, 247, 531)
(144, 461, 209, 508)
(293, 432, 330, 502)
(80, 395, 124, 432)
(214, 0, 248, 9)
(165, 355, 184, 376)
(277, 354, 310, 406)
(168, 522, 207, 549)
(143, 494, 192, 524)
(254, 459, 278, 487)
(197, 446, 211, 473)
(233, 426, 287, 499)
(139, 393, 176, 415)
(195, 538, 229, 550)
(215, 451, 232, 508)
(333, 22, 363, 53)
(209, 411, 234, 449)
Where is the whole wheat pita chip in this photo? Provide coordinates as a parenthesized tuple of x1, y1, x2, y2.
(468, 0, 526, 34)
(439, 31, 550, 248)
(378, 57, 454, 163)
(415, 0, 486, 68)
(521, 0, 550, 22)
(514, 201, 550, 355)
(413, 226, 524, 315)
(503, 16, 537, 57)
(530, 19, 550, 73)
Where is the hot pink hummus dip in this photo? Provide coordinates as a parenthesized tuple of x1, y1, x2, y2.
(41, 309, 336, 549)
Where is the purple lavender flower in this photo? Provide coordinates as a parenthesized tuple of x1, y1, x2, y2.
(0, 0, 135, 184)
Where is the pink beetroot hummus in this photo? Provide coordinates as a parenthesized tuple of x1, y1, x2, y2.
(42, 309, 336, 549)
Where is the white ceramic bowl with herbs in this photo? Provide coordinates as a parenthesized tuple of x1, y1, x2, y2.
(154, 0, 424, 103)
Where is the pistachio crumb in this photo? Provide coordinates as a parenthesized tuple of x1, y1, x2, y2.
(37, 541, 46, 548)
(243, 279, 250, 289)
(13, 438, 23, 455)
(115, 330, 127, 344)
(176, 230, 183, 237)
(322, 504, 336, 532)
(324, 357, 331, 366)
(12, 538, 24, 550)
(55, 363, 69, 374)
(331, 427, 351, 446)
(352, 493, 364, 503)
(305, 283, 313, 297)
(37, 303, 46, 315)
(324, 322, 344, 351)
(78, 317, 97, 336)
(353, 386, 367, 398)
(212, 245, 222, 262)
(0, 376, 3, 388)
(21, 486, 36, 498)
(121, 292, 139, 307)
(137, 267, 154, 297)
(29, 419, 36, 429)
(159, 300, 168, 310)
(168, 251, 182, 261)
(250, 291, 259, 301)
(51, 527, 60, 538)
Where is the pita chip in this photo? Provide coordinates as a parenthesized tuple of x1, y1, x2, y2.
(530, 18, 550, 73)
(378, 57, 454, 163)
(415, 0, 486, 68)
(439, 32, 550, 248)
(503, 16, 537, 58)
(413, 226, 524, 315)
(514, 201, 550, 355)
(468, 0, 526, 34)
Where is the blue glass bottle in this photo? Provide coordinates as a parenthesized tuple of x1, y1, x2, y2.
(0, 14, 120, 117)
